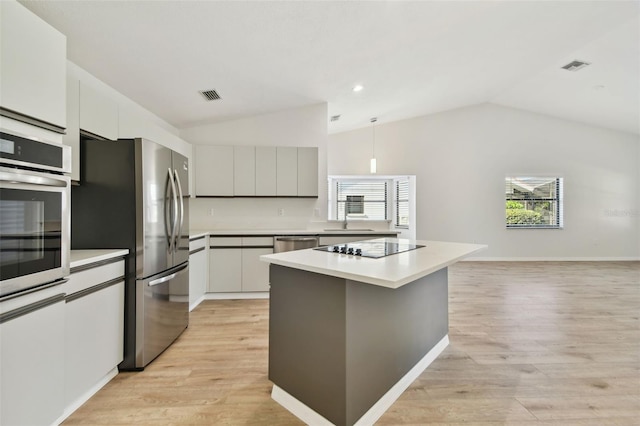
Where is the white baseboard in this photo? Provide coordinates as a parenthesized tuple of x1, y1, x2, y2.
(55, 367, 119, 425)
(272, 335, 449, 426)
(204, 292, 269, 300)
(189, 294, 206, 311)
(465, 257, 640, 262)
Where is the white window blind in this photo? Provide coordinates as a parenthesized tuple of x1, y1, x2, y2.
(505, 177, 563, 229)
(395, 179, 409, 228)
(335, 181, 388, 220)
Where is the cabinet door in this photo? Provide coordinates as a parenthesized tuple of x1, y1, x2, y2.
(1, 297, 65, 426)
(79, 83, 119, 140)
(63, 73, 81, 181)
(255, 146, 277, 195)
(242, 248, 273, 292)
(209, 248, 242, 292)
(195, 145, 234, 196)
(65, 282, 124, 407)
(297, 147, 318, 197)
(189, 243, 208, 308)
(234, 146, 256, 196)
(276, 147, 298, 196)
(0, 0, 66, 129)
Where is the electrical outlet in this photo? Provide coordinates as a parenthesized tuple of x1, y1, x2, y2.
(209, 208, 215, 216)
(314, 208, 320, 217)
(278, 208, 285, 216)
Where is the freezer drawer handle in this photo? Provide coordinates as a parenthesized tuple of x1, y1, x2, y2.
(148, 273, 176, 287)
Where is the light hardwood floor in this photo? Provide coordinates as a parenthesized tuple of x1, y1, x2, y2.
(64, 262, 640, 425)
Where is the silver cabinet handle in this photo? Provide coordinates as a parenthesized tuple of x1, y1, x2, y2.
(275, 237, 319, 242)
(149, 273, 176, 287)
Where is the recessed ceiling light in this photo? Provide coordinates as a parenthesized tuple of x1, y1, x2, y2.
(353, 85, 364, 92)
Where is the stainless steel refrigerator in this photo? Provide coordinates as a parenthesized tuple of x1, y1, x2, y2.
(72, 137, 189, 370)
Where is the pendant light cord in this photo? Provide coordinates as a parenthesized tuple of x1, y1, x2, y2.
(371, 117, 377, 157)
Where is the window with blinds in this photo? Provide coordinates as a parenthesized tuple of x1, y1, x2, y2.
(335, 181, 388, 220)
(395, 179, 409, 228)
(505, 177, 563, 229)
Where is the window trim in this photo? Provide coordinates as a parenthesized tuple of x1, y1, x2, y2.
(505, 176, 564, 229)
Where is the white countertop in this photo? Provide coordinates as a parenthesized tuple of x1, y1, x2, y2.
(192, 229, 400, 236)
(260, 238, 487, 289)
(70, 249, 129, 269)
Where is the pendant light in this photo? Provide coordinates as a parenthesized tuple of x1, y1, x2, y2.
(370, 117, 377, 174)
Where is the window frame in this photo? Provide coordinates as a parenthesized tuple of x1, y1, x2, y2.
(505, 176, 564, 229)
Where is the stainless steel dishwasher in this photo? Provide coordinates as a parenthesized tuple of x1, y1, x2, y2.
(273, 236, 319, 253)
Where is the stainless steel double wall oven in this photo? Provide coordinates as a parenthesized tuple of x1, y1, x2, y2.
(0, 130, 71, 298)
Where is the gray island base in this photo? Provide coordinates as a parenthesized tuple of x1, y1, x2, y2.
(269, 265, 449, 425)
(262, 239, 486, 426)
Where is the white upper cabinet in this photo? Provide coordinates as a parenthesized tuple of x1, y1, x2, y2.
(79, 83, 118, 140)
(194, 144, 318, 197)
(63, 74, 81, 181)
(194, 145, 234, 196)
(255, 146, 277, 196)
(276, 147, 298, 196)
(0, 0, 66, 131)
(297, 147, 318, 197)
(234, 146, 256, 196)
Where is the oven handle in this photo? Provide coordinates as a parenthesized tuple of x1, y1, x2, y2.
(0, 171, 68, 187)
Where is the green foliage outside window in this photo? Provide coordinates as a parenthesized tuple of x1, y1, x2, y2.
(506, 201, 544, 225)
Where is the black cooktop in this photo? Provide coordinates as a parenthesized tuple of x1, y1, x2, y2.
(314, 241, 425, 258)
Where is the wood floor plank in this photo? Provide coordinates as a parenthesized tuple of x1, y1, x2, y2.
(63, 261, 640, 425)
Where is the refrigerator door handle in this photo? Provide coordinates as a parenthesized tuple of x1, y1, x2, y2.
(174, 169, 185, 254)
(148, 273, 176, 287)
(165, 168, 178, 253)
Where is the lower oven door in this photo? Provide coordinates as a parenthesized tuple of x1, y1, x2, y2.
(0, 166, 70, 298)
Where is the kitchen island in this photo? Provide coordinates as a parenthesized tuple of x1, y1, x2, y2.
(261, 238, 486, 426)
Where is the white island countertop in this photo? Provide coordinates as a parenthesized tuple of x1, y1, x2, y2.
(261, 238, 487, 289)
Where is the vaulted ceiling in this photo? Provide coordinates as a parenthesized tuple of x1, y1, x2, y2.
(21, 0, 640, 135)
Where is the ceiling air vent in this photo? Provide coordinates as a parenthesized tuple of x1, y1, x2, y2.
(199, 89, 221, 101)
(330, 115, 341, 122)
(561, 60, 591, 72)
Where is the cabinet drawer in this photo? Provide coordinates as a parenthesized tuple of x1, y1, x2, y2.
(189, 236, 207, 251)
(242, 237, 273, 246)
(65, 260, 125, 296)
(209, 237, 242, 247)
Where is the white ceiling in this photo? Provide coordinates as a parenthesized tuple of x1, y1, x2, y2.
(20, 0, 640, 135)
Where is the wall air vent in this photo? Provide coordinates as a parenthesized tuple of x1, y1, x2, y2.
(199, 89, 221, 101)
(561, 60, 591, 72)
(330, 115, 341, 122)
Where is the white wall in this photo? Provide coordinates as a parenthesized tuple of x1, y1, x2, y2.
(180, 103, 328, 230)
(328, 103, 640, 260)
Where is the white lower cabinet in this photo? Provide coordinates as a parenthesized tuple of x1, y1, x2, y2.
(0, 287, 65, 426)
(209, 247, 242, 292)
(208, 237, 273, 293)
(63, 258, 125, 417)
(242, 248, 273, 292)
(189, 237, 208, 309)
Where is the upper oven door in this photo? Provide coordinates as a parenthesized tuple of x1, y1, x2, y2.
(0, 166, 70, 298)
